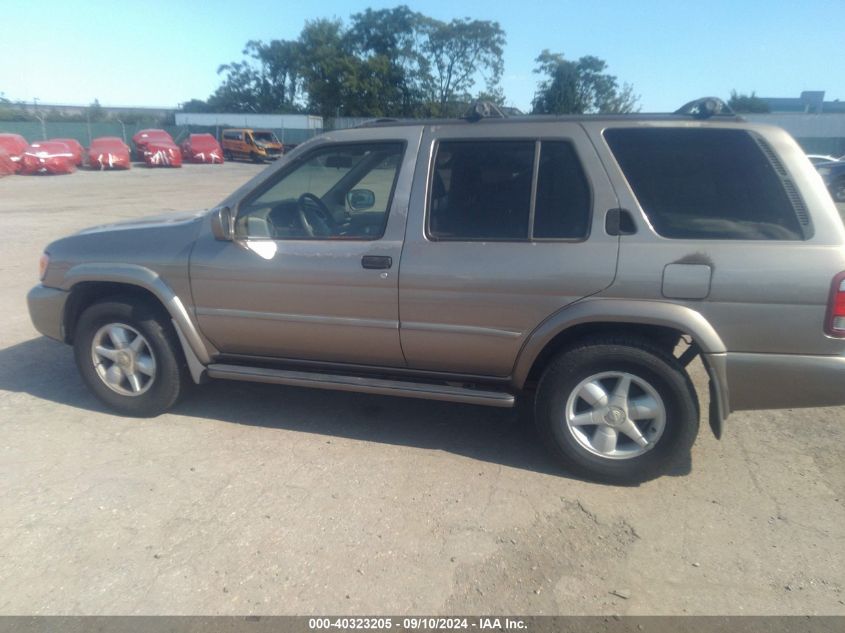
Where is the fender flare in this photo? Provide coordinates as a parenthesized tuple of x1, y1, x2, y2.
(60, 263, 215, 369)
(511, 298, 730, 431)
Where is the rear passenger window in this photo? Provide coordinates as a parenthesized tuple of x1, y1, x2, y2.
(534, 141, 591, 238)
(604, 128, 805, 240)
(428, 140, 591, 240)
(430, 141, 533, 240)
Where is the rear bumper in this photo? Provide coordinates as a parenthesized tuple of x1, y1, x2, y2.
(726, 352, 845, 411)
(27, 285, 68, 342)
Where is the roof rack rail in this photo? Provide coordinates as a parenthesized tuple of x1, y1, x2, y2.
(463, 100, 507, 122)
(355, 117, 401, 128)
(675, 97, 736, 119)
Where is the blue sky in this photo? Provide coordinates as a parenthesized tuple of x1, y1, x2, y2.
(2, 0, 843, 113)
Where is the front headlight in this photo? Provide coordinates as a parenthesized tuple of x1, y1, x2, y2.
(38, 252, 50, 281)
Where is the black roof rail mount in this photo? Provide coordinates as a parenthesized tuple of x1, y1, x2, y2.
(675, 97, 735, 119)
(463, 100, 507, 122)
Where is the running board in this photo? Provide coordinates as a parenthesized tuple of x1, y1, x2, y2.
(206, 363, 516, 408)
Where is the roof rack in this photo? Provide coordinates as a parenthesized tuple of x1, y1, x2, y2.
(354, 117, 401, 128)
(463, 100, 508, 122)
(675, 97, 736, 119)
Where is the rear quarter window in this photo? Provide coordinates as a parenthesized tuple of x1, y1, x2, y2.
(604, 127, 807, 240)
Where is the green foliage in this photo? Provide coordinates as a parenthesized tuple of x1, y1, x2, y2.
(190, 6, 506, 118)
(531, 50, 638, 114)
(347, 6, 430, 116)
(727, 90, 770, 113)
(421, 17, 505, 115)
(180, 99, 211, 113)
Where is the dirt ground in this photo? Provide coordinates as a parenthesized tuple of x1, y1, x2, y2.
(0, 163, 843, 615)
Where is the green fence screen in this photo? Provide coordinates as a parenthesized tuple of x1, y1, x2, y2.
(0, 121, 319, 147)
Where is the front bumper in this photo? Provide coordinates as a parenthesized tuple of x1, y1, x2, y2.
(727, 352, 845, 411)
(27, 285, 69, 342)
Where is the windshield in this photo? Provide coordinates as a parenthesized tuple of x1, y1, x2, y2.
(253, 131, 280, 144)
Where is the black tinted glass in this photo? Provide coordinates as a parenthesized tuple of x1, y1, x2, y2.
(429, 141, 534, 240)
(534, 141, 591, 238)
(605, 128, 804, 240)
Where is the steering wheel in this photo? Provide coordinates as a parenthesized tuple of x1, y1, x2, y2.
(297, 193, 336, 236)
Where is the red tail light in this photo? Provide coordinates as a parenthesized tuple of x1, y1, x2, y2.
(825, 271, 845, 336)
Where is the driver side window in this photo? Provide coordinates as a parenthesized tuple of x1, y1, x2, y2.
(237, 142, 404, 240)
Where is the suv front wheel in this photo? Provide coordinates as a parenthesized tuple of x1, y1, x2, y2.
(73, 298, 186, 417)
(535, 337, 699, 483)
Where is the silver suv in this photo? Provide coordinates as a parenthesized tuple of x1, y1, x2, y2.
(27, 101, 845, 483)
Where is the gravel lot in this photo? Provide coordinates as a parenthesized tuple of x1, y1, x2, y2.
(0, 163, 843, 615)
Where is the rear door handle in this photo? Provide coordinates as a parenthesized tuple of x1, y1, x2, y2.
(361, 255, 393, 270)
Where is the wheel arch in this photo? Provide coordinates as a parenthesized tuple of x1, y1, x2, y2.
(60, 264, 214, 373)
(512, 299, 730, 436)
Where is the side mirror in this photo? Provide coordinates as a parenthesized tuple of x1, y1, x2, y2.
(347, 189, 376, 211)
(211, 206, 234, 241)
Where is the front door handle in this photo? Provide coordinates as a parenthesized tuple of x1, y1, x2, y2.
(361, 255, 392, 270)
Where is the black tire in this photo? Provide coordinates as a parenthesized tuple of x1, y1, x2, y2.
(534, 336, 699, 484)
(73, 298, 186, 417)
(224, 150, 233, 161)
(252, 152, 264, 164)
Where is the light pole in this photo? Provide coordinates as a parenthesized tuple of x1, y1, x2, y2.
(34, 97, 46, 140)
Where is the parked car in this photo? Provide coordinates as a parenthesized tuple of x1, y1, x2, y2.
(221, 128, 283, 162)
(87, 137, 131, 170)
(131, 129, 174, 160)
(141, 140, 182, 168)
(19, 141, 76, 175)
(50, 138, 85, 167)
(26, 99, 845, 483)
(806, 154, 840, 166)
(0, 148, 16, 176)
(181, 133, 224, 164)
(0, 133, 29, 172)
(816, 160, 845, 203)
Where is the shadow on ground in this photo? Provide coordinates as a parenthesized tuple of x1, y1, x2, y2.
(0, 337, 692, 481)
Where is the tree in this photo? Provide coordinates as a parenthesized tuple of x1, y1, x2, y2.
(296, 18, 358, 118)
(87, 98, 105, 122)
(209, 39, 303, 112)
(189, 7, 508, 118)
(347, 5, 430, 116)
(727, 90, 770, 113)
(531, 50, 638, 114)
(180, 99, 211, 113)
(422, 17, 505, 115)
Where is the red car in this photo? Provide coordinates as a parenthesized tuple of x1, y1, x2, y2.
(0, 133, 29, 172)
(180, 133, 224, 164)
(50, 138, 85, 167)
(88, 137, 131, 170)
(0, 148, 16, 176)
(142, 140, 182, 168)
(19, 141, 77, 175)
(132, 129, 174, 159)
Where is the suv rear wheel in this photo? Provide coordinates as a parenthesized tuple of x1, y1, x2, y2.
(73, 298, 185, 417)
(535, 337, 698, 483)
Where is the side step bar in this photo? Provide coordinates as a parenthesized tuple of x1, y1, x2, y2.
(206, 363, 516, 408)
